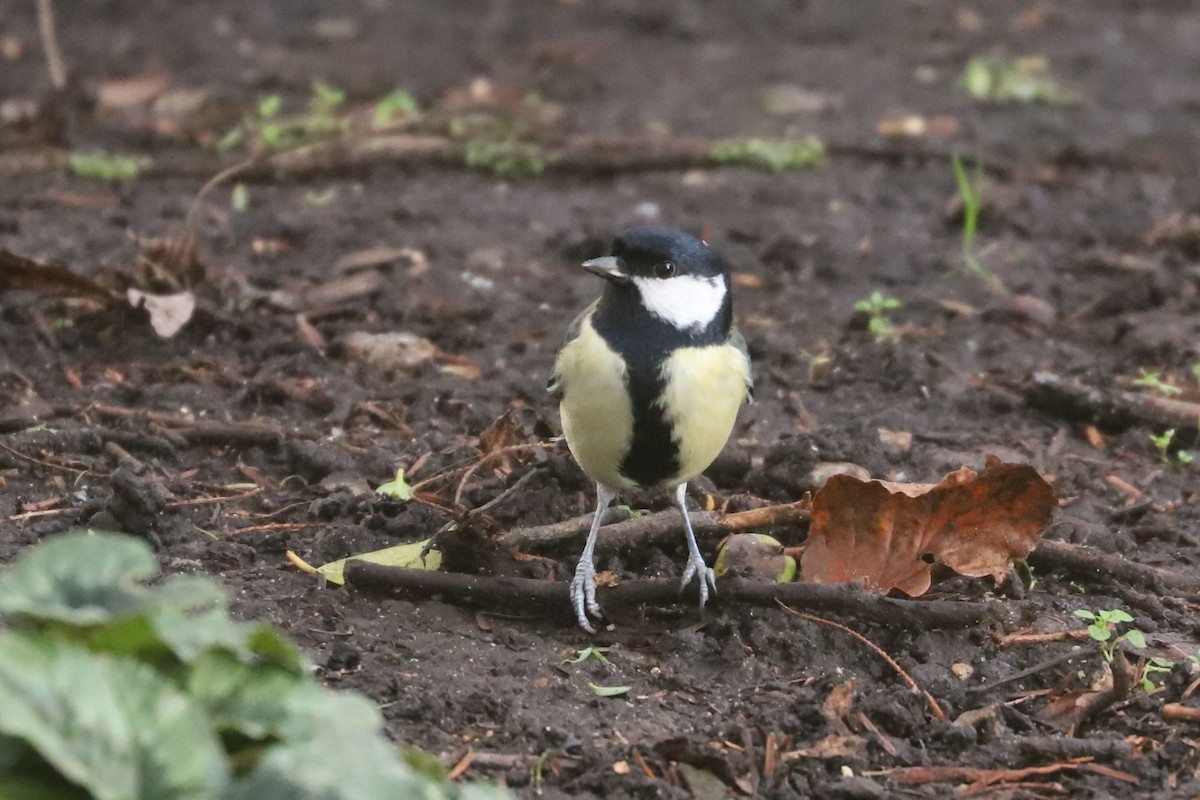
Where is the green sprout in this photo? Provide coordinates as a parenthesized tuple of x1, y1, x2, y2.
(376, 468, 413, 501)
(615, 504, 650, 520)
(68, 152, 152, 181)
(710, 136, 825, 172)
(561, 646, 611, 666)
(1073, 608, 1145, 663)
(1149, 428, 1193, 467)
(1192, 363, 1200, 384)
(951, 155, 1005, 293)
(218, 85, 349, 154)
(1139, 657, 1174, 693)
(465, 138, 546, 177)
(853, 291, 902, 343)
(373, 89, 419, 128)
(1133, 369, 1183, 396)
(309, 81, 346, 118)
(959, 56, 1076, 104)
(230, 183, 249, 213)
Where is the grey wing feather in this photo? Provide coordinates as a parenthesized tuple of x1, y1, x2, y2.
(547, 300, 598, 401)
(729, 325, 754, 403)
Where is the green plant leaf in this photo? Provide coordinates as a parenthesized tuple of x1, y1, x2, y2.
(588, 683, 631, 698)
(1102, 609, 1134, 624)
(376, 468, 413, 501)
(1122, 629, 1147, 650)
(0, 531, 177, 626)
(314, 540, 440, 587)
(1073, 609, 1096, 621)
(0, 633, 229, 800)
(1088, 622, 1111, 642)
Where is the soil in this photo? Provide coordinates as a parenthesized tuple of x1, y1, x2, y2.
(3, 2, 1200, 798)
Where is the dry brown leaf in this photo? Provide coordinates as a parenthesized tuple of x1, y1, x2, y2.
(126, 289, 195, 338)
(800, 456, 1055, 595)
(780, 735, 866, 761)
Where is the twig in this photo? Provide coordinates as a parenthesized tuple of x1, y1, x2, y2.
(777, 602, 946, 720)
(1163, 703, 1200, 722)
(997, 629, 1091, 646)
(87, 403, 305, 448)
(35, 0, 67, 89)
(503, 500, 810, 555)
(341, 563, 997, 629)
(1030, 539, 1200, 595)
(1025, 371, 1200, 435)
(0, 441, 87, 475)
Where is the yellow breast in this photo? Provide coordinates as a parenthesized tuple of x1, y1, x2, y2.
(659, 343, 751, 484)
(555, 320, 638, 491)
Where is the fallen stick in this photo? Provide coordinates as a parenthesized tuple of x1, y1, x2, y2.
(504, 500, 810, 556)
(342, 562, 996, 630)
(1025, 371, 1200, 435)
(1030, 539, 1200, 595)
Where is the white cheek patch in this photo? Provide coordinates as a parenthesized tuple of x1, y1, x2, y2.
(632, 275, 726, 330)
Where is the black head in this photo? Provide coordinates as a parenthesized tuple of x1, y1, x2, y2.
(584, 226, 733, 339)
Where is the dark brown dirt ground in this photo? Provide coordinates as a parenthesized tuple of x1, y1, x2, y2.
(3, 2, 1200, 797)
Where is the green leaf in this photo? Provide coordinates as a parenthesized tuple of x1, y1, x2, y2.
(68, 153, 151, 181)
(225, 691, 447, 799)
(376, 468, 413, 501)
(562, 646, 610, 666)
(373, 90, 419, 128)
(588, 683, 631, 698)
(0, 531, 166, 626)
(314, 540, 440, 587)
(231, 183, 249, 212)
(310, 81, 346, 117)
(1088, 622, 1111, 642)
(1072, 609, 1096, 621)
(1102, 609, 1134, 624)
(0, 633, 229, 800)
(1122, 629, 1147, 650)
(258, 95, 282, 119)
(710, 136, 825, 172)
(185, 652, 311, 741)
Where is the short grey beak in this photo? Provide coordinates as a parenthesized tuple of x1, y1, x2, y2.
(581, 256, 628, 283)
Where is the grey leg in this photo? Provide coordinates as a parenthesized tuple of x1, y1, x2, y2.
(675, 483, 717, 609)
(569, 483, 617, 633)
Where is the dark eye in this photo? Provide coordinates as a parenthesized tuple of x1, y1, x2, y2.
(655, 261, 676, 279)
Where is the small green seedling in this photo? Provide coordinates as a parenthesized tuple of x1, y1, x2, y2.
(1149, 428, 1193, 467)
(588, 682, 631, 697)
(710, 136, 825, 172)
(1139, 657, 1174, 693)
(376, 468, 413, 501)
(959, 55, 1075, 104)
(464, 138, 546, 177)
(373, 89, 419, 128)
(951, 155, 1005, 294)
(853, 291, 902, 343)
(615, 504, 650, 520)
(230, 183, 249, 212)
(68, 152, 152, 181)
(1073, 608, 1145, 663)
(1192, 363, 1200, 384)
(1133, 369, 1183, 396)
(562, 646, 611, 666)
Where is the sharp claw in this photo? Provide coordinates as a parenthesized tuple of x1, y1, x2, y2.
(680, 557, 716, 610)
(570, 559, 601, 633)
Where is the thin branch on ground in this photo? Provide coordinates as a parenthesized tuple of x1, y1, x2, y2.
(503, 500, 810, 555)
(1025, 370, 1200, 435)
(341, 562, 997, 629)
(1031, 539, 1200, 595)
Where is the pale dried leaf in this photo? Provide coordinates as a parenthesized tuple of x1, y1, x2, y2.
(126, 289, 195, 338)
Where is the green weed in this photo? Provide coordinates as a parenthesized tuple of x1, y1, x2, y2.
(854, 291, 902, 343)
(710, 136, 825, 172)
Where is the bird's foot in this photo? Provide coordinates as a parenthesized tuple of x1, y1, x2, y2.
(680, 553, 717, 610)
(569, 558, 602, 633)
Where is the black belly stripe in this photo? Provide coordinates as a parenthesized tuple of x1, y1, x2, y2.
(619, 356, 679, 488)
(588, 282, 733, 490)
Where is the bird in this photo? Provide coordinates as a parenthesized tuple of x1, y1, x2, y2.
(548, 226, 753, 632)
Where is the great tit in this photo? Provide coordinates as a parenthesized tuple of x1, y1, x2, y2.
(549, 226, 753, 632)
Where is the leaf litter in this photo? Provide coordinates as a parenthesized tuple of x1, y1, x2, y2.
(801, 455, 1056, 595)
